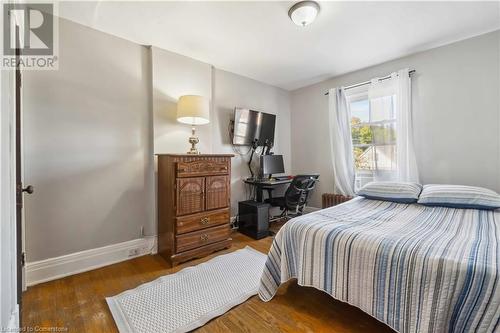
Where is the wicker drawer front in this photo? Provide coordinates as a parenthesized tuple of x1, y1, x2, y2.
(176, 225, 230, 253)
(176, 160, 229, 177)
(205, 175, 230, 211)
(176, 177, 205, 216)
(176, 209, 229, 234)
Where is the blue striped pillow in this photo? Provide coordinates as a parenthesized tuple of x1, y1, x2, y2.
(357, 181, 422, 203)
(417, 184, 500, 210)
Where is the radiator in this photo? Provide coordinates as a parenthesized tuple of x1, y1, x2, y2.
(322, 193, 352, 208)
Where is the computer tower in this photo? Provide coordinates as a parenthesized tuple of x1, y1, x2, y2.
(238, 200, 269, 240)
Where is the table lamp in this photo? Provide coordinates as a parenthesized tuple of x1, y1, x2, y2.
(176, 95, 210, 155)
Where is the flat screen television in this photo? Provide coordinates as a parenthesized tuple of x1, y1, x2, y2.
(232, 108, 276, 146)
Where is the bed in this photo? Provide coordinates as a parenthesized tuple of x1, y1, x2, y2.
(258, 197, 500, 333)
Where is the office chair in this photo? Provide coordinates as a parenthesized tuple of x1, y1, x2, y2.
(265, 174, 319, 221)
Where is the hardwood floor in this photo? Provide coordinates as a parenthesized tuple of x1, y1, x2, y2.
(22, 231, 394, 333)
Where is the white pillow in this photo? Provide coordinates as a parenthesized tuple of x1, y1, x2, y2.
(417, 184, 500, 210)
(357, 181, 422, 203)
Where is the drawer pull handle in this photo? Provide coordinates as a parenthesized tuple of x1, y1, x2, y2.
(200, 234, 209, 242)
(200, 217, 210, 225)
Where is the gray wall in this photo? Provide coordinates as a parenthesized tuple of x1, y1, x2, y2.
(152, 47, 213, 154)
(212, 69, 292, 214)
(291, 30, 500, 207)
(23, 18, 291, 262)
(23, 19, 154, 262)
(150, 46, 292, 216)
(23, 17, 498, 262)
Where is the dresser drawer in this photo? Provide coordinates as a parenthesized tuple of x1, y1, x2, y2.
(176, 160, 229, 177)
(176, 209, 229, 234)
(175, 225, 230, 253)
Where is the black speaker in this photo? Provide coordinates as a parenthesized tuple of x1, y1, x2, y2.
(238, 200, 270, 240)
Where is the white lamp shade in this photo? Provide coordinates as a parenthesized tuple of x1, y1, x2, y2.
(176, 95, 210, 125)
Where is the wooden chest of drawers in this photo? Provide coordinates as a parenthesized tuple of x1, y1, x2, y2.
(157, 154, 233, 266)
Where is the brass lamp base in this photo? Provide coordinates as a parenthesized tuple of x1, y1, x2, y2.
(187, 126, 200, 155)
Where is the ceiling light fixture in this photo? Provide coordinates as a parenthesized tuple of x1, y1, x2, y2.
(288, 1, 320, 27)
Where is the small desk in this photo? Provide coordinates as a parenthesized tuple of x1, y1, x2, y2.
(243, 178, 292, 202)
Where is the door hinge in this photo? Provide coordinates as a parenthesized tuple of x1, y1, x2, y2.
(20, 252, 26, 266)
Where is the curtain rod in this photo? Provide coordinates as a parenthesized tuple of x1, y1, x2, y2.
(324, 69, 415, 96)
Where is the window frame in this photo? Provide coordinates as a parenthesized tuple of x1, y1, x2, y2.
(346, 88, 398, 189)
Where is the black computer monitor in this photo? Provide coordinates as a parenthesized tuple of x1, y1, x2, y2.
(260, 155, 285, 177)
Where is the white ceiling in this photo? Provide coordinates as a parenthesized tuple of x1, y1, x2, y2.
(58, 1, 500, 91)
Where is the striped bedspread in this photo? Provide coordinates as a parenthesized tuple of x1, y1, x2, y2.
(258, 197, 500, 333)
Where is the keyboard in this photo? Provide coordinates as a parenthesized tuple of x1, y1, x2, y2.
(245, 176, 292, 183)
(274, 176, 292, 181)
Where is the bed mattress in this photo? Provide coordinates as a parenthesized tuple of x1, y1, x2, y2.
(259, 197, 500, 333)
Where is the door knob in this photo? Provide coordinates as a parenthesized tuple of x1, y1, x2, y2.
(22, 185, 34, 194)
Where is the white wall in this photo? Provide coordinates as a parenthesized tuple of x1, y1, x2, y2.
(22, 19, 154, 262)
(291, 30, 500, 207)
(212, 69, 292, 214)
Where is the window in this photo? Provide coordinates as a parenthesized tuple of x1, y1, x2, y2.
(347, 90, 397, 190)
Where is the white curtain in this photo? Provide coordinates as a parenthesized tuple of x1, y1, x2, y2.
(366, 68, 419, 183)
(366, 73, 398, 184)
(394, 68, 419, 182)
(328, 88, 355, 196)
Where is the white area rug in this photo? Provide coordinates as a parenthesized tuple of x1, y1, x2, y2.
(106, 246, 267, 333)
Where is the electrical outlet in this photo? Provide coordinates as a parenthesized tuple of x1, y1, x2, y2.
(128, 248, 140, 257)
(140, 226, 144, 237)
(230, 216, 238, 229)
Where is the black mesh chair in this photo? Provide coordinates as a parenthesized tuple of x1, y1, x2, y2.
(265, 174, 319, 220)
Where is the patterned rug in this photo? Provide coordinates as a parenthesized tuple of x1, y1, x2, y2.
(106, 246, 267, 333)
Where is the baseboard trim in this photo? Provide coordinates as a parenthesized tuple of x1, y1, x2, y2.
(26, 236, 157, 286)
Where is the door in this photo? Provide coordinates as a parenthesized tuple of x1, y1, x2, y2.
(14, 26, 32, 322)
(176, 177, 205, 216)
(205, 175, 230, 210)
